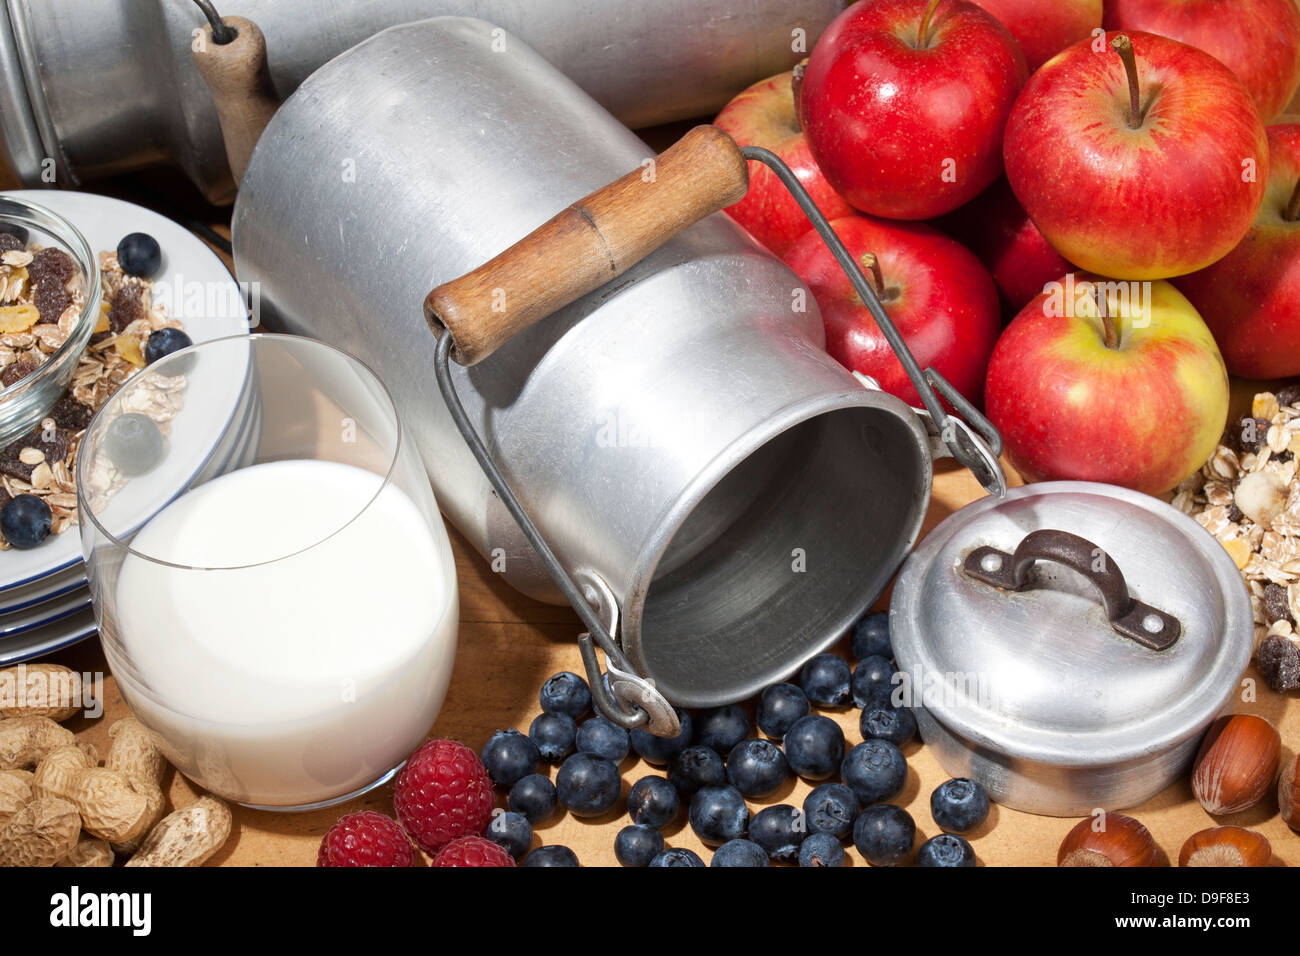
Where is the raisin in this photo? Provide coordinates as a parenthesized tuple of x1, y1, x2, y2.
(32, 282, 69, 324)
(1264, 583, 1296, 625)
(1256, 635, 1300, 693)
(1276, 384, 1300, 409)
(27, 247, 74, 287)
(0, 362, 38, 388)
(1232, 415, 1272, 453)
(48, 394, 94, 432)
(0, 233, 23, 255)
(0, 427, 69, 482)
(108, 283, 144, 333)
(1227, 502, 1244, 523)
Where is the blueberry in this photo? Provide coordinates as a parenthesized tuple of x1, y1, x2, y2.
(629, 707, 692, 766)
(859, 705, 917, 748)
(648, 847, 705, 867)
(104, 412, 164, 476)
(917, 833, 977, 867)
(508, 773, 558, 824)
(479, 729, 540, 787)
(144, 327, 194, 369)
(748, 804, 805, 863)
(851, 611, 893, 661)
(555, 752, 621, 817)
(627, 775, 679, 828)
(688, 785, 749, 846)
(852, 804, 916, 866)
(756, 682, 810, 737)
(693, 705, 750, 755)
(799, 831, 846, 868)
(667, 744, 726, 797)
(615, 824, 664, 867)
(539, 671, 592, 719)
(0, 494, 51, 550)
(710, 839, 770, 867)
(575, 716, 630, 764)
(851, 655, 898, 709)
(803, 782, 860, 841)
(930, 778, 990, 834)
(840, 739, 908, 805)
(800, 653, 852, 707)
(523, 845, 580, 867)
(783, 714, 845, 780)
(529, 712, 576, 763)
(116, 232, 162, 278)
(725, 738, 789, 798)
(484, 810, 532, 861)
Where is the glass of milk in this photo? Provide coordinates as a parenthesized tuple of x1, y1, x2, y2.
(77, 334, 459, 810)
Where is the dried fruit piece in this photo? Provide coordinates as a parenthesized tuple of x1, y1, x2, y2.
(1263, 582, 1296, 625)
(107, 283, 143, 333)
(1253, 393, 1281, 421)
(0, 234, 23, 255)
(1232, 415, 1272, 453)
(0, 428, 69, 483)
(27, 248, 73, 287)
(47, 395, 94, 432)
(1255, 634, 1300, 692)
(0, 304, 39, 334)
(93, 301, 109, 334)
(0, 361, 37, 389)
(1235, 471, 1288, 529)
(31, 283, 68, 325)
(1222, 537, 1252, 570)
(114, 334, 145, 368)
(1277, 384, 1300, 409)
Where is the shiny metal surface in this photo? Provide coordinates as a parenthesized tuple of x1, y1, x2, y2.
(3, 0, 841, 203)
(891, 481, 1254, 815)
(234, 18, 934, 709)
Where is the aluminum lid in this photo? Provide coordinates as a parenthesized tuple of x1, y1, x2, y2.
(891, 481, 1253, 767)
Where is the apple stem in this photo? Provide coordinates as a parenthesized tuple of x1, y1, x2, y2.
(918, 0, 943, 48)
(791, 58, 808, 133)
(1111, 34, 1143, 129)
(1287, 175, 1300, 223)
(1094, 282, 1119, 349)
(861, 253, 886, 298)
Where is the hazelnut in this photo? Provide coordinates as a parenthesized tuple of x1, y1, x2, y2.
(1178, 826, 1272, 867)
(1280, 755, 1299, 832)
(1057, 812, 1161, 867)
(1191, 714, 1280, 815)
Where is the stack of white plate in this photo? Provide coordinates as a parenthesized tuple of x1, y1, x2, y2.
(0, 191, 251, 664)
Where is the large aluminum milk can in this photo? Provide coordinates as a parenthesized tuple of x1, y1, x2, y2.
(232, 17, 942, 711)
(0, 0, 842, 203)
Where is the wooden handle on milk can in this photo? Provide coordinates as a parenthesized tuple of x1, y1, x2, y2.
(424, 125, 750, 366)
(191, 15, 280, 186)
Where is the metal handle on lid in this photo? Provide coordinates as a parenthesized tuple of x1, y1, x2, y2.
(961, 529, 1182, 651)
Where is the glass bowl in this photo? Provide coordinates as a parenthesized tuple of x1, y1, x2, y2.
(0, 194, 102, 446)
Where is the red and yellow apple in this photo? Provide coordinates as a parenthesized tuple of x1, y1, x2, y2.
(971, 0, 1103, 72)
(985, 273, 1229, 495)
(1175, 122, 1300, 379)
(799, 0, 1026, 220)
(1004, 31, 1268, 279)
(783, 214, 1001, 407)
(935, 177, 1071, 314)
(1104, 0, 1300, 123)
(712, 71, 854, 257)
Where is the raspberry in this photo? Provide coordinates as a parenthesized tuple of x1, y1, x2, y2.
(394, 738, 495, 854)
(431, 835, 515, 868)
(316, 811, 415, 867)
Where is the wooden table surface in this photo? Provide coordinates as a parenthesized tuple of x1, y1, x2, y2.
(11, 188, 1296, 868)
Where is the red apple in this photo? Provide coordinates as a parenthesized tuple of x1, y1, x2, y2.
(1104, 0, 1300, 123)
(783, 215, 1001, 407)
(1004, 31, 1268, 280)
(799, 0, 1027, 220)
(936, 177, 1071, 314)
(985, 273, 1229, 495)
(711, 71, 854, 257)
(970, 0, 1102, 72)
(1174, 123, 1300, 378)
